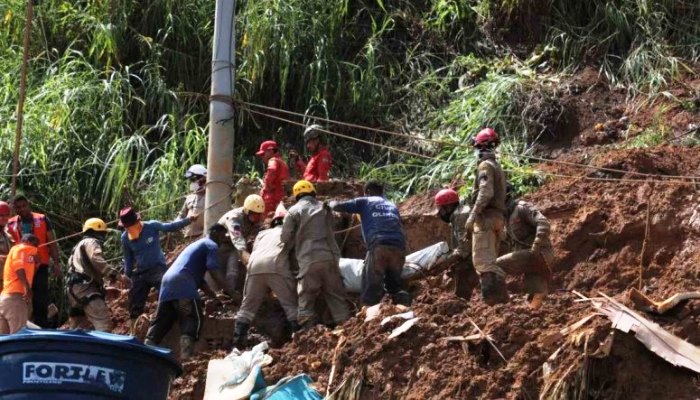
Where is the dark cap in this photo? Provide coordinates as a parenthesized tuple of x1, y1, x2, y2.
(119, 207, 140, 228)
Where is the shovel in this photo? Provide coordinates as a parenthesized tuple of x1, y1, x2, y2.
(628, 288, 700, 315)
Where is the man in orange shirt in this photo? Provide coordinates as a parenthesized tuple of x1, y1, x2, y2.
(289, 125, 332, 182)
(7, 195, 60, 328)
(0, 234, 39, 334)
(257, 140, 290, 215)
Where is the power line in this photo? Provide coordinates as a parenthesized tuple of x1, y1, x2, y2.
(240, 105, 699, 186)
(237, 99, 700, 183)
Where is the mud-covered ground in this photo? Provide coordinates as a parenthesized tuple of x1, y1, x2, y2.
(264, 146, 700, 399)
(99, 69, 700, 399)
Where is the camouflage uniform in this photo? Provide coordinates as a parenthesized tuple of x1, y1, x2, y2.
(448, 204, 480, 299)
(468, 152, 507, 303)
(497, 201, 554, 295)
(469, 153, 507, 276)
(215, 207, 259, 294)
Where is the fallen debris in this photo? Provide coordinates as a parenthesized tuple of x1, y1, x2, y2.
(628, 288, 700, 315)
(388, 317, 420, 340)
(593, 292, 700, 373)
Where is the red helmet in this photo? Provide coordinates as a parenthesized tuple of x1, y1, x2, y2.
(473, 128, 499, 148)
(256, 140, 278, 156)
(0, 201, 9, 215)
(434, 189, 460, 206)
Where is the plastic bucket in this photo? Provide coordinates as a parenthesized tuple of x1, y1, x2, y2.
(0, 328, 182, 399)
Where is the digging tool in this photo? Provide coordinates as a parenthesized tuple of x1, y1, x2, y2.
(628, 288, 700, 315)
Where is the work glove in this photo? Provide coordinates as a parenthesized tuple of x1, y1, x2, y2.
(326, 200, 339, 210)
(532, 237, 543, 253)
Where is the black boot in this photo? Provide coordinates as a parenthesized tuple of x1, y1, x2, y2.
(391, 290, 412, 307)
(289, 320, 301, 332)
(232, 320, 250, 349)
(480, 272, 509, 305)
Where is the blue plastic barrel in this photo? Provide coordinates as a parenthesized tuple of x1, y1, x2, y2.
(0, 328, 182, 399)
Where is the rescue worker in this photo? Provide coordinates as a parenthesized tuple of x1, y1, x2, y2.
(281, 180, 349, 329)
(216, 194, 266, 297)
(7, 195, 61, 328)
(177, 164, 207, 239)
(120, 207, 195, 332)
(257, 140, 289, 215)
(466, 128, 508, 305)
(329, 181, 410, 306)
(290, 125, 332, 182)
(434, 188, 480, 299)
(497, 187, 554, 309)
(0, 201, 15, 272)
(66, 218, 118, 331)
(0, 234, 38, 334)
(232, 204, 299, 347)
(145, 224, 231, 359)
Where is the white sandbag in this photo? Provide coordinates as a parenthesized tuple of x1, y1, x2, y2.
(402, 241, 450, 280)
(339, 241, 450, 293)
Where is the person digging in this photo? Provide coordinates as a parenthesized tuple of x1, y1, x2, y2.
(144, 223, 232, 360)
(496, 186, 554, 309)
(232, 204, 299, 348)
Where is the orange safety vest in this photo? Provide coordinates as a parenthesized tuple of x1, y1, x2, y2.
(7, 212, 50, 265)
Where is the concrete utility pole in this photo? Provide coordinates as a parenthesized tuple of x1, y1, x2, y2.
(205, 0, 236, 230)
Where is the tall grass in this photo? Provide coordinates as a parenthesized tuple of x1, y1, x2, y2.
(0, 0, 698, 233)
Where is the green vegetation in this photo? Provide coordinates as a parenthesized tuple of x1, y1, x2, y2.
(0, 0, 698, 234)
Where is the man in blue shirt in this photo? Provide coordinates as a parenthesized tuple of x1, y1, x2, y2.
(119, 207, 195, 332)
(329, 181, 410, 306)
(144, 224, 230, 359)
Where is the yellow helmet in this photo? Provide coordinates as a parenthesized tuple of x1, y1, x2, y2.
(243, 194, 265, 214)
(83, 218, 108, 233)
(293, 180, 316, 198)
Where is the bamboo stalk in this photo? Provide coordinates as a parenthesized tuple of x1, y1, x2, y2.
(11, 0, 34, 197)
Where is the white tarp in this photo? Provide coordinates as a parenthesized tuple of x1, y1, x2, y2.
(339, 242, 450, 293)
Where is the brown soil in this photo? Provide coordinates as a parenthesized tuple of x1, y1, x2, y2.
(106, 69, 700, 399)
(262, 147, 700, 399)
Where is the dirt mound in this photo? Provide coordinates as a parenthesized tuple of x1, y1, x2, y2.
(261, 146, 700, 399)
(169, 350, 228, 400)
(105, 146, 700, 399)
(398, 189, 439, 216)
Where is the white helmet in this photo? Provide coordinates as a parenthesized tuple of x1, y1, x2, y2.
(243, 194, 265, 214)
(185, 164, 207, 178)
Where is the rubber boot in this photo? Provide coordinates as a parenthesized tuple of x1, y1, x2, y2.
(480, 272, 509, 305)
(180, 336, 195, 360)
(289, 320, 301, 332)
(232, 320, 250, 349)
(454, 264, 479, 300)
(391, 291, 412, 307)
(298, 316, 318, 331)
